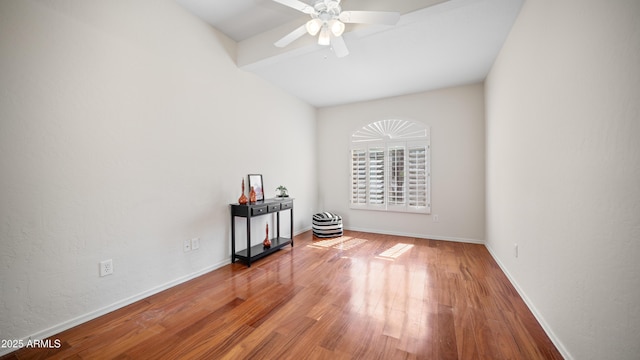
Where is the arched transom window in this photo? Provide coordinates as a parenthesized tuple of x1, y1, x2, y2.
(350, 119, 431, 214)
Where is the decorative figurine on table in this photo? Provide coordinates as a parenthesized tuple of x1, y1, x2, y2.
(249, 186, 257, 203)
(263, 223, 271, 248)
(238, 178, 248, 205)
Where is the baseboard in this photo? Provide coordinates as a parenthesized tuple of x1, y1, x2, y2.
(484, 244, 573, 360)
(0, 258, 231, 357)
(295, 226, 312, 235)
(343, 226, 485, 244)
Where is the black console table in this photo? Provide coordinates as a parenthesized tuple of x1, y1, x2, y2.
(230, 198, 293, 267)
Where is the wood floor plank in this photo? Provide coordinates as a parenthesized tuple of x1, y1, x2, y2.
(2, 230, 563, 359)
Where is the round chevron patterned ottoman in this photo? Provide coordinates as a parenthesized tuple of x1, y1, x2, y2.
(312, 212, 343, 238)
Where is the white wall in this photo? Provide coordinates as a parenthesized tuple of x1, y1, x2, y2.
(485, 0, 640, 359)
(317, 84, 485, 243)
(0, 0, 316, 348)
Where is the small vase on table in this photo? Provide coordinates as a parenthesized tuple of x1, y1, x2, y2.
(263, 223, 271, 248)
(238, 178, 248, 205)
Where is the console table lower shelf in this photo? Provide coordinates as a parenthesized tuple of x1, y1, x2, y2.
(233, 237, 292, 265)
(230, 198, 294, 267)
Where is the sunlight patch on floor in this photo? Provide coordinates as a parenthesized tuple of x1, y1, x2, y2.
(308, 236, 368, 251)
(337, 238, 367, 250)
(308, 236, 352, 248)
(376, 243, 414, 260)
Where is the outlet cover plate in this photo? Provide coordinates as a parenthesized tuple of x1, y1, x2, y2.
(100, 259, 113, 277)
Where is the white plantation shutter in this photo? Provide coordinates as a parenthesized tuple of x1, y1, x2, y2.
(408, 145, 429, 209)
(351, 149, 367, 205)
(350, 120, 430, 214)
(368, 148, 385, 205)
(388, 146, 405, 205)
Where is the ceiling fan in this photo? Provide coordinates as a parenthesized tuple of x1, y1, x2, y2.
(273, 0, 400, 58)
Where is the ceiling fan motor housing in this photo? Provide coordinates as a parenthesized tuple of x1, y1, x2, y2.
(313, 0, 342, 19)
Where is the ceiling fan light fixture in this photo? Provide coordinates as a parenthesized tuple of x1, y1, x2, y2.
(306, 18, 322, 36)
(329, 19, 345, 37)
(318, 26, 331, 46)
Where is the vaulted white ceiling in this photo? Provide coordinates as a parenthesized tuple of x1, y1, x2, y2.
(176, 0, 524, 107)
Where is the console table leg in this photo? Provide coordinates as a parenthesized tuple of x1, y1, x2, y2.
(246, 215, 251, 267)
(231, 214, 236, 263)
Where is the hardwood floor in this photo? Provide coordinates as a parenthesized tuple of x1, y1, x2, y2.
(3, 230, 563, 359)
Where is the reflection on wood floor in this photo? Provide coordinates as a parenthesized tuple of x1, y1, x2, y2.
(3, 230, 563, 359)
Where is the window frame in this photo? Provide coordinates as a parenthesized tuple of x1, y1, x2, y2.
(349, 120, 431, 214)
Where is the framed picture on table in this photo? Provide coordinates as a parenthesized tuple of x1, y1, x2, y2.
(248, 174, 264, 201)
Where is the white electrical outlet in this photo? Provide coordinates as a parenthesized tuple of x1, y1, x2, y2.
(433, 214, 439, 222)
(183, 239, 191, 252)
(191, 237, 200, 250)
(99, 259, 113, 277)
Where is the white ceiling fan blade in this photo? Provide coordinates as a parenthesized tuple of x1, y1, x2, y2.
(330, 35, 349, 58)
(272, 0, 315, 14)
(274, 24, 308, 48)
(338, 11, 400, 25)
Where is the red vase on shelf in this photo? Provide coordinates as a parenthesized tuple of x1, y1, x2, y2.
(263, 223, 271, 248)
(238, 178, 248, 205)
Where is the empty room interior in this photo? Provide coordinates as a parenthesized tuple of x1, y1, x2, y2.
(0, 0, 638, 359)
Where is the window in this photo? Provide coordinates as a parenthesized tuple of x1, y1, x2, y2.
(350, 120, 430, 214)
